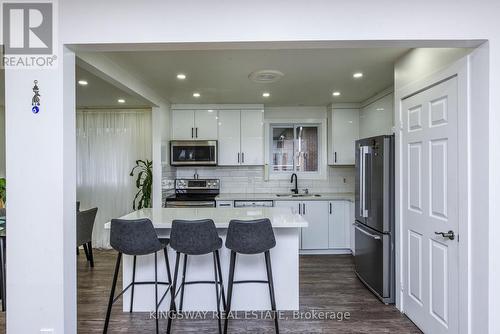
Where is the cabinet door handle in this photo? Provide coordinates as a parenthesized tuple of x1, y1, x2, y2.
(334, 152, 337, 163)
(191, 127, 194, 138)
(241, 152, 244, 163)
(303, 203, 306, 215)
(298, 203, 301, 215)
(237, 152, 240, 163)
(329, 202, 332, 214)
(195, 127, 198, 138)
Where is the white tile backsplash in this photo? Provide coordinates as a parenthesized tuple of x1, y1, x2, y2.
(163, 165, 354, 195)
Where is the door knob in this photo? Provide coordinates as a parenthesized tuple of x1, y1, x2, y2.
(434, 230, 455, 240)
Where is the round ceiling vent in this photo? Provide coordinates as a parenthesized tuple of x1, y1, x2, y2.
(249, 70, 284, 83)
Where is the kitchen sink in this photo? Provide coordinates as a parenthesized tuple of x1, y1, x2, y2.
(275, 193, 321, 198)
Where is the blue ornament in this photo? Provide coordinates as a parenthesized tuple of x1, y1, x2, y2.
(32, 106, 39, 114)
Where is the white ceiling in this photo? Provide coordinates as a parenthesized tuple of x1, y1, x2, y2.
(76, 66, 152, 108)
(101, 48, 410, 106)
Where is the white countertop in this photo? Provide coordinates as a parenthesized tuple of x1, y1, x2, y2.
(215, 192, 354, 202)
(104, 207, 308, 229)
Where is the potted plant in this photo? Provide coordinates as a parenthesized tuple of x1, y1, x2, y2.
(0, 178, 5, 208)
(130, 160, 152, 210)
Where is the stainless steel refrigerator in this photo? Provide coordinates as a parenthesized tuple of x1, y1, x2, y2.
(354, 135, 395, 304)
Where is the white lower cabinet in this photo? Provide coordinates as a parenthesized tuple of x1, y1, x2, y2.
(275, 199, 351, 252)
(328, 201, 351, 249)
(300, 201, 329, 250)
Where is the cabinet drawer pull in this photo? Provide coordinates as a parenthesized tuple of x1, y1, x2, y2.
(329, 203, 332, 214)
(334, 152, 337, 163)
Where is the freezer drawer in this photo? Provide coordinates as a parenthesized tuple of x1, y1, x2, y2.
(354, 222, 394, 303)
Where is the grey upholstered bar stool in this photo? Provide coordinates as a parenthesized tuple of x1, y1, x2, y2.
(224, 218, 279, 334)
(166, 219, 226, 334)
(76, 207, 97, 267)
(104, 218, 174, 334)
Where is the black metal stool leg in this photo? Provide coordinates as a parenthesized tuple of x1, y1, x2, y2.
(167, 252, 181, 334)
(212, 252, 222, 334)
(264, 251, 279, 334)
(88, 241, 94, 267)
(83, 243, 90, 261)
(215, 250, 227, 310)
(154, 252, 159, 334)
(129, 255, 137, 313)
(103, 252, 122, 334)
(224, 251, 236, 334)
(179, 254, 188, 312)
(163, 248, 176, 312)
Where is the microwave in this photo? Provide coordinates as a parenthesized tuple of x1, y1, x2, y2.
(170, 140, 218, 166)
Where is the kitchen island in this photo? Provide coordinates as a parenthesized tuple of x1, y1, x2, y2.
(104, 207, 308, 312)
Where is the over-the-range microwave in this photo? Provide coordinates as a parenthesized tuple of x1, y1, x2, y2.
(170, 140, 218, 166)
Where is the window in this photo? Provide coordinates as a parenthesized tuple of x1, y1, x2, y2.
(270, 124, 320, 173)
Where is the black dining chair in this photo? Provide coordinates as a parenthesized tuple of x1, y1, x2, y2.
(166, 219, 226, 334)
(104, 218, 174, 334)
(76, 207, 98, 267)
(224, 218, 279, 334)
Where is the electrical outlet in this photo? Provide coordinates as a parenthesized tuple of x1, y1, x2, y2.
(40, 329, 54, 334)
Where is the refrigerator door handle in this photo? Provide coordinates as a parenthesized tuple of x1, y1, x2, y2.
(355, 224, 381, 240)
(361, 146, 370, 218)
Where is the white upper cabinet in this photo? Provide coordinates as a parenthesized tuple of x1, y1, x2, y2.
(240, 110, 264, 165)
(171, 109, 218, 140)
(172, 110, 195, 140)
(218, 109, 264, 166)
(194, 110, 218, 140)
(218, 110, 241, 165)
(328, 107, 359, 165)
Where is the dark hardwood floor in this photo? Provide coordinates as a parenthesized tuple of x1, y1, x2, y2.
(0, 251, 421, 333)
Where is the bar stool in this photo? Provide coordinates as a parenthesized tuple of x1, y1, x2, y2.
(224, 218, 279, 334)
(103, 218, 174, 334)
(166, 219, 226, 334)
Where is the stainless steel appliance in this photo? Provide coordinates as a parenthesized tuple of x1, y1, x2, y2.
(170, 140, 218, 166)
(354, 135, 395, 304)
(164, 178, 220, 208)
(233, 200, 274, 208)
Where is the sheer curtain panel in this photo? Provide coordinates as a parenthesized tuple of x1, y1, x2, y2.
(76, 109, 152, 248)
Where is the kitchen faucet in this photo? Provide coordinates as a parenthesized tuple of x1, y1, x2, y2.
(290, 173, 298, 194)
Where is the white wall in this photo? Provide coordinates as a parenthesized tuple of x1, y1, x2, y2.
(395, 48, 473, 88)
(0, 106, 5, 178)
(2, 1, 498, 332)
(265, 106, 327, 120)
(395, 47, 486, 333)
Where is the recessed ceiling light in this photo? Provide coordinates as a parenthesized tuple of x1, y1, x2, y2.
(177, 73, 186, 80)
(193, 92, 201, 98)
(78, 80, 88, 86)
(262, 92, 270, 98)
(117, 99, 126, 103)
(353, 72, 364, 79)
(376, 108, 385, 111)
(332, 91, 341, 96)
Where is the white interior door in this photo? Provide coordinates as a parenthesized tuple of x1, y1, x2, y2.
(402, 77, 459, 334)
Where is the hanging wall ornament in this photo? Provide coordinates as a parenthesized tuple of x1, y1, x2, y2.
(32, 80, 41, 114)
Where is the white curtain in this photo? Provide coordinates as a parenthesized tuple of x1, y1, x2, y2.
(76, 109, 152, 248)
